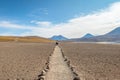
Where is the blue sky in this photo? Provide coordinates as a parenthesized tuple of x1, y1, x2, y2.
(0, 0, 120, 38)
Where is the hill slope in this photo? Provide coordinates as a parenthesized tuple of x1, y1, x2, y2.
(106, 27, 120, 35)
(50, 35, 68, 41)
(81, 33, 94, 38)
(0, 36, 54, 43)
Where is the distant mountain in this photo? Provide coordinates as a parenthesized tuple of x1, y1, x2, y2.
(70, 27, 120, 42)
(106, 27, 120, 36)
(81, 33, 94, 38)
(67, 33, 94, 41)
(50, 35, 68, 41)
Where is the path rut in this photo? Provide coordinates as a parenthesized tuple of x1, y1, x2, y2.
(45, 46, 74, 80)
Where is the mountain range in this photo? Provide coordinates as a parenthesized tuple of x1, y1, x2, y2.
(50, 27, 120, 42)
(72, 27, 120, 42)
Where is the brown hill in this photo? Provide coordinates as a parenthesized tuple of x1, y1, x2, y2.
(0, 36, 54, 43)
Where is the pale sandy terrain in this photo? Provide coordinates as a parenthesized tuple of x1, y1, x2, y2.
(45, 46, 74, 80)
(0, 42, 54, 80)
(61, 42, 120, 80)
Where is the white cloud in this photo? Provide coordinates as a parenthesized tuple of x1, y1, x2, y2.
(27, 2, 120, 38)
(0, 21, 24, 29)
(31, 21, 52, 27)
(0, 33, 19, 36)
(1, 2, 120, 38)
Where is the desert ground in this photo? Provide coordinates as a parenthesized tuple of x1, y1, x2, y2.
(0, 42, 54, 80)
(0, 41, 120, 80)
(60, 42, 120, 80)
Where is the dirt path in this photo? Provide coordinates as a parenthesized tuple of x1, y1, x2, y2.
(45, 46, 74, 80)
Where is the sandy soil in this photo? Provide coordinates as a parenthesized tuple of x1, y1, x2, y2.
(0, 42, 54, 80)
(45, 46, 74, 80)
(61, 42, 120, 80)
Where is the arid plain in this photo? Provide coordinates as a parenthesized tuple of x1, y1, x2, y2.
(61, 42, 120, 80)
(0, 41, 120, 80)
(0, 42, 54, 80)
